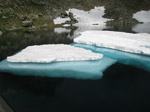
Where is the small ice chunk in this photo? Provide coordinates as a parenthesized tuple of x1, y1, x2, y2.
(7, 44, 103, 63)
(74, 31, 150, 55)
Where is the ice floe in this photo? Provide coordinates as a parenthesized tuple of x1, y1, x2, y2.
(133, 10, 150, 23)
(74, 31, 150, 55)
(7, 44, 103, 63)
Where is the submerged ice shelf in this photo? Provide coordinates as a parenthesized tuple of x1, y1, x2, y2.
(0, 57, 116, 79)
(74, 31, 150, 55)
(72, 43, 150, 72)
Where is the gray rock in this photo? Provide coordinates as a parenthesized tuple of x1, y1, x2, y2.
(0, 9, 3, 15)
(38, 13, 43, 18)
(20, 15, 27, 21)
(60, 12, 68, 18)
(69, 12, 74, 20)
(22, 21, 33, 27)
(0, 31, 2, 36)
(68, 12, 78, 24)
(31, 0, 45, 5)
(52, 8, 57, 13)
(2, 16, 7, 19)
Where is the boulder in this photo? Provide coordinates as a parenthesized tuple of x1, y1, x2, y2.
(60, 12, 68, 18)
(20, 15, 27, 21)
(69, 12, 74, 20)
(22, 21, 33, 27)
(0, 31, 2, 36)
(68, 12, 78, 24)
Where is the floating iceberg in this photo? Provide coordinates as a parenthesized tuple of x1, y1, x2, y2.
(72, 43, 150, 72)
(7, 44, 103, 63)
(74, 31, 150, 55)
(0, 57, 116, 79)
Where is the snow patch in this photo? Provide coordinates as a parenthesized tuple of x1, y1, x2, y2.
(54, 27, 71, 34)
(74, 31, 150, 55)
(54, 7, 111, 36)
(133, 10, 150, 23)
(67, 7, 109, 26)
(7, 44, 103, 63)
(54, 17, 70, 25)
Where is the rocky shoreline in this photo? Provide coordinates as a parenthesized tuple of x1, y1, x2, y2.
(0, 0, 150, 32)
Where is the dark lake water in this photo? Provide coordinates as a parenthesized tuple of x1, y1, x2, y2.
(0, 21, 150, 112)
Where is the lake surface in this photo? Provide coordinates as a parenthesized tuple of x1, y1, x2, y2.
(0, 15, 150, 112)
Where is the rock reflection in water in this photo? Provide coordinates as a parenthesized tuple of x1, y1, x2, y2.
(0, 31, 73, 61)
(0, 73, 64, 96)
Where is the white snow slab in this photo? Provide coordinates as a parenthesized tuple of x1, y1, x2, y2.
(133, 10, 150, 23)
(7, 44, 103, 63)
(74, 31, 150, 55)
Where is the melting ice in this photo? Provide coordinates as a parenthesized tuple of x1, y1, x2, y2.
(74, 31, 150, 55)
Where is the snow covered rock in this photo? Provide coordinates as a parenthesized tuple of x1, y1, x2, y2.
(7, 44, 103, 63)
(74, 31, 150, 55)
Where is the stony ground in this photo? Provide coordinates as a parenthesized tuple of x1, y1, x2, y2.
(0, 0, 150, 33)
